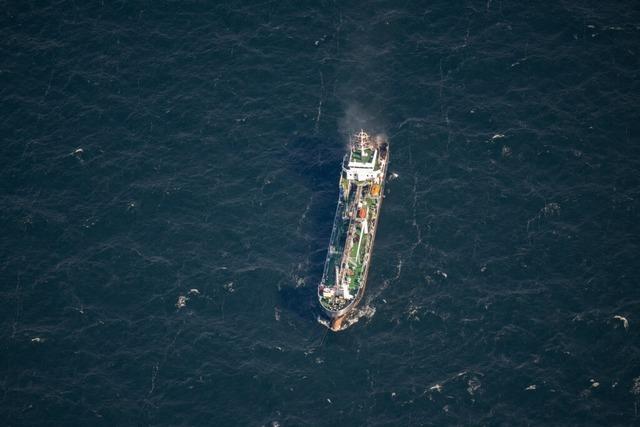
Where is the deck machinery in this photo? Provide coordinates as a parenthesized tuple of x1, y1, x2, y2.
(318, 130, 389, 331)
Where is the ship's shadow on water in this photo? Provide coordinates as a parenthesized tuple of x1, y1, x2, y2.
(277, 134, 345, 322)
(277, 286, 317, 322)
(284, 134, 344, 189)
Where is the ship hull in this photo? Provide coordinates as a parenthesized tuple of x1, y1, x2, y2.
(319, 136, 388, 330)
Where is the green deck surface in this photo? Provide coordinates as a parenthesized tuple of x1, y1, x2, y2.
(351, 149, 373, 163)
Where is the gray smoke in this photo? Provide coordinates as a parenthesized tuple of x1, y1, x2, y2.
(338, 103, 387, 148)
(339, 103, 376, 138)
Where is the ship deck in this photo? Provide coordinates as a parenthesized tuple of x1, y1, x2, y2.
(320, 178, 384, 309)
(350, 148, 374, 163)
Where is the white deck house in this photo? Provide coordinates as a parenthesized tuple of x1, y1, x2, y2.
(344, 130, 381, 182)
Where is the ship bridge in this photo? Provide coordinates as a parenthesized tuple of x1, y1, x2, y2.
(344, 130, 380, 182)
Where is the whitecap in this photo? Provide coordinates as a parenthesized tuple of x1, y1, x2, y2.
(333, 305, 377, 331)
(467, 377, 481, 395)
(176, 295, 187, 309)
(223, 281, 235, 293)
(613, 315, 629, 330)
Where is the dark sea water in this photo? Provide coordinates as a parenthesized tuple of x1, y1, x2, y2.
(2, 1, 640, 425)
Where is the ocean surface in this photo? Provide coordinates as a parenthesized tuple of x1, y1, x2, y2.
(2, 1, 640, 425)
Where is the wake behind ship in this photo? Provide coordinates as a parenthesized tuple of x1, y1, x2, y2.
(318, 130, 388, 331)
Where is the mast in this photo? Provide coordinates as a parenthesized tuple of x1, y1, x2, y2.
(359, 129, 366, 157)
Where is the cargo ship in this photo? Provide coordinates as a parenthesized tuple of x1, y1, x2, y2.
(318, 130, 388, 331)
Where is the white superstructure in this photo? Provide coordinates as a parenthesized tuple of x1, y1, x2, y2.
(343, 131, 383, 182)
